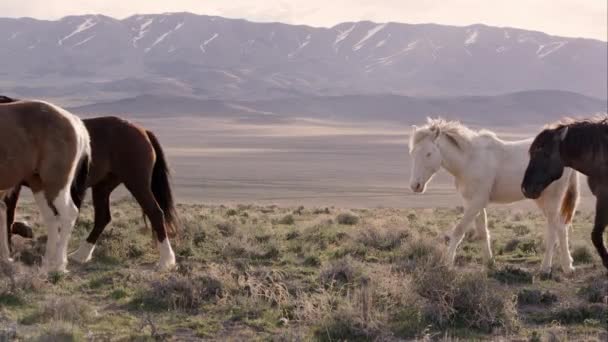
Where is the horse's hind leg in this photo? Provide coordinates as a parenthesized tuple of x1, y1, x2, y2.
(555, 219, 574, 273)
(50, 188, 79, 272)
(537, 192, 574, 274)
(592, 197, 608, 270)
(125, 180, 175, 271)
(71, 177, 119, 263)
(33, 192, 60, 271)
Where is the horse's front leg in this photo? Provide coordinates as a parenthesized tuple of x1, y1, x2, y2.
(446, 196, 488, 267)
(474, 209, 493, 265)
(0, 200, 12, 262)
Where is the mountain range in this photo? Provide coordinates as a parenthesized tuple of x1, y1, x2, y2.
(1, 12, 606, 108)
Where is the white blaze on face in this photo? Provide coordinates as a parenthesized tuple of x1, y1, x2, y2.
(409, 137, 442, 193)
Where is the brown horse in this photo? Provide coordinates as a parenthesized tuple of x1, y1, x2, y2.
(2, 98, 178, 270)
(522, 116, 608, 271)
(0, 99, 91, 272)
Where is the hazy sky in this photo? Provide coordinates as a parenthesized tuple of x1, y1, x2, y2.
(1, 0, 606, 40)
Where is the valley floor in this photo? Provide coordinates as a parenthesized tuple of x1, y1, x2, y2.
(1, 200, 607, 341)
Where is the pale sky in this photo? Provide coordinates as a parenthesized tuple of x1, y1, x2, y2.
(1, 0, 606, 41)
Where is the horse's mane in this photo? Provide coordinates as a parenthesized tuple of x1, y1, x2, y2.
(0, 95, 18, 104)
(548, 115, 608, 130)
(541, 114, 608, 154)
(409, 117, 496, 152)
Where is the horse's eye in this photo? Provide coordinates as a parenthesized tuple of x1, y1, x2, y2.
(426, 152, 432, 158)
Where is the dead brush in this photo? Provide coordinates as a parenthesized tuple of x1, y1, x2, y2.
(238, 268, 290, 308)
(412, 264, 519, 333)
(306, 277, 386, 341)
(356, 226, 410, 251)
(33, 296, 95, 325)
(319, 257, 362, 289)
(0, 261, 45, 294)
(394, 236, 445, 273)
(145, 274, 224, 311)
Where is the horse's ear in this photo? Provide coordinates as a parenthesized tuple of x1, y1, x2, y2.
(559, 126, 569, 141)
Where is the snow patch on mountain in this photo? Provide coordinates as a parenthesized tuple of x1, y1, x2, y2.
(73, 35, 96, 47)
(537, 42, 566, 58)
(200, 33, 219, 53)
(365, 40, 420, 71)
(132, 18, 154, 47)
(145, 22, 184, 53)
(58, 17, 97, 46)
(289, 34, 311, 58)
(334, 23, 356, 49)
(464, 29, 478, 46)
(353, 23, 387, 51)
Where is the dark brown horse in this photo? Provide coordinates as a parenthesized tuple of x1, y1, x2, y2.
(522, 116, 608, 270)
(2, 96, 177, 270)
(0, 98, 91, 272)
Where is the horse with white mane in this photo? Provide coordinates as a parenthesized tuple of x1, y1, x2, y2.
(409, 118, 579, 274)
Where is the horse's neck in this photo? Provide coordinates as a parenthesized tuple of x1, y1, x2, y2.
(437, 135, 468, 178)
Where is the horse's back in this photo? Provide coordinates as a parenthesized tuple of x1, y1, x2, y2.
(484, 138, 532, 203)
(0, 101, 79, 191)
(83, 116, 156, 185)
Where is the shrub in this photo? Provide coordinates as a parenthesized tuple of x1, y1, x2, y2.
(517, 289, 558, 306)
(571, 245, 594, 264)
(450, 274, 519, 333)
(394, 237, 444, 273)
(413, 266, 518, 333)
(24, 297, 94, 325)
(314, 306, 382, 342)
(578, 275, 608, 303)
(320, 257, 362, 288)
(35, 322, 84, 342)
(490, 266, 534, 284)
(529, 304, 607, 325)
(336, 212, 359, 225)
(216, 221, 236, 237)
(278, 214, 295, 225)
(357, 227, 409, 251)
(139, 275, 223, 312)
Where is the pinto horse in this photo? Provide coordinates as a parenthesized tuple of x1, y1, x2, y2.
(0, 99, 91, 272)
(1, 96, 177, 270)
(409, 118, 580, 273)
(522, 117, 608, 271)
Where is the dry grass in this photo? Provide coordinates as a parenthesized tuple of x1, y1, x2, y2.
(2, 201, 606, 340)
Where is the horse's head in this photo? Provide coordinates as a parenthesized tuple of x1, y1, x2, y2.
(522, 126, 568, 199)
(409, 125, 442, 193)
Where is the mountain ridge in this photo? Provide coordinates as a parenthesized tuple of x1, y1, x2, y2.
(68, 90, 607, 126)
(1, 12, 606, 105)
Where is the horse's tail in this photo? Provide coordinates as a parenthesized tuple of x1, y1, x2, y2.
(146, 130, 178, 237)
(70, 151, 90, 210)
(560, 170, 579, 225)
(69, 114, 91, 210)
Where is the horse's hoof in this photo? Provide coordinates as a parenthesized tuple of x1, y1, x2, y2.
(69, 242, 95, 264)
(157, 239, 176, 271)
(157, 260, 176, 272)
(12, 222, 34, 239)
(562, 266, 576, 275)
(484, 259, 496, 270)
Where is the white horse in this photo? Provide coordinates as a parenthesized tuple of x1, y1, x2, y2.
(408, 118, 579, 273)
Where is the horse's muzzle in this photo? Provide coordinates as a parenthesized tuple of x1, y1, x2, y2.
(521, 185, 541, 199)
(410, 182, 424, 193)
